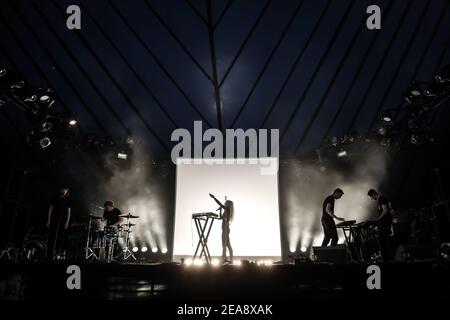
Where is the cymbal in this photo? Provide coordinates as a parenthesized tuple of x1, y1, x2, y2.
(122, 223, 136, 227)
(119, 213, 139, 219)
(88, 214, 103, 220)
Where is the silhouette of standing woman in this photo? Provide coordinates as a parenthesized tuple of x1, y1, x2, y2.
(209, 194, 234, 264)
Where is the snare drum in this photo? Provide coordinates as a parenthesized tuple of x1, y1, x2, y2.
(89, 230, 105, 248)
(104, 225, 119, 238)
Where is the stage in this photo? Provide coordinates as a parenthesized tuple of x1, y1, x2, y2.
(1, 260, 449, 300)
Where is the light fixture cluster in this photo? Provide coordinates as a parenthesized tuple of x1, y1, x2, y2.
(378, 64, 450, 146)
(1, 66, 78, 150)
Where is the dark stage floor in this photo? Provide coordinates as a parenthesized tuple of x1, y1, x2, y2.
(1, 260, 450, 300)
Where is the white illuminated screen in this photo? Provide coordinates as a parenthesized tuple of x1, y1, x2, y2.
(173, 158, 281, 259)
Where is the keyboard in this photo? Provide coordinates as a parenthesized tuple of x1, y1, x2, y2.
(192, 212, 219, 219)
(336, 220, 356, 227)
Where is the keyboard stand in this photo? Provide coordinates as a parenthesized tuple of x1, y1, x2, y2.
(193, 215, 219, 263)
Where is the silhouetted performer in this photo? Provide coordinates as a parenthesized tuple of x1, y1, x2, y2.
(209, 194, 233, 264)
(103, 200, 123, 226)
(321, 188, 345, 247)
(47, 185, 71, 260)
(368, 189, 393, 261)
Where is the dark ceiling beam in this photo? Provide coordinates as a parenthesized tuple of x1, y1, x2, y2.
(79, 2, 180, 129)
(230, 0, 304, 128)
(280, 0, 355, 143)
(260, 0, 332, 129)
(143, 0, 214, 83)
(0, 19, 100, 200)
(6, 1, 111, 139)
(214, 0, 234, 30)
(387, 1, 450, 125)
(344, 1, 414, 134)
(218, 0, 272, 88)
(184, 0, 208, 26)
(367, 0, 432, 130)
(50, 0, 170, 154)
(28, 1, 131, 138)
(316, 1, 395, 142)
(207, 0, 223, 131)
(294, 6, 366, 154)
(107, 0, 212, 128)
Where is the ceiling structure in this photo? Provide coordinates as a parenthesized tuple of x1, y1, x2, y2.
(1, 0, 450, 209)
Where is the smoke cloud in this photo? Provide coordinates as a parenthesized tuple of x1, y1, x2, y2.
(284, 144, 390, 250)
(89, 144, 170, 250)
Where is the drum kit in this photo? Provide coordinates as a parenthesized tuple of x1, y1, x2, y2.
(85, 209, 139, 263)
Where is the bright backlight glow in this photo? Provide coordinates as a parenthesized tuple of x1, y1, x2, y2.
(173, 158, 281, 259)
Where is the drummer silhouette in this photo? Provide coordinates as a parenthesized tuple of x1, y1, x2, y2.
(103, 200, 123, 226)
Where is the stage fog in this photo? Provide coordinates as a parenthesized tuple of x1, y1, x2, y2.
(281, 144, 390, 252)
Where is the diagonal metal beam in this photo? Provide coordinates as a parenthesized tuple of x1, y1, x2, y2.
(294, 7, 366, 154)
(6, 2, 110, 137)
(28, 1, 131, 137)
(50, 0, 170, 153)
(230, 0, 305, 128)
(80, 2, 179, 129)
(184, 0, 208, 26)
(107, 0, 212, 128)
(214, 0, 234, 30)
(0, 16, 103, 197)
(218, 0, 272, 88)
(387, 1, 450, 126)
(367, 0, 433, 130)
(260, 0, 332, 128)
(143, 0, 214, 83)
(320, 0, 397, 142)
(280, 0, 355, 143)
(344, 1, 414, 134)
(207, 0, 223, 131)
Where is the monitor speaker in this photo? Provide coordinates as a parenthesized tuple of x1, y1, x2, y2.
(310, 245, 347, 263)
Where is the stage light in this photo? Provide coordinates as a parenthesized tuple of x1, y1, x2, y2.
(117, 153, 127, 160)
(185, 258, 193, 266)
(161, 248, 168, 254)
(377, 127, 387, 136)
(0, 69, 6, 77)
(141, 246, 148, 252)
(39, 94, 51, 103)
(39, 137, 51, 149)
(409, 82, 422, 97)
(337, 150, 347, 158)
(151, 247, 158, 253)
(263, 260, 273, 266)
(40, 121, 53, 133)
(11, 80, 25, 89)
(68, 118, 77, 126)
(193, 259, 204, 267)
(211, 259, 220, 266)
(380, 110, 392, 122)
(233, 260, 242, 266)
(301, 246, 307, 253)
(435, 65, 450, 83)
(289, 246, 296, 253)
(132, 247, 139, 253)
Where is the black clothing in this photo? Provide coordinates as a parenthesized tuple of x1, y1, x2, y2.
(377, 196, 392, 226)
(321, 195, 338, 246)
(322, 218, 338, 246)
(47, 195, 71, 258)
(322, 195, 335, 221)
(103, 208, 122, 226)
(376, 195, 393, 260)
